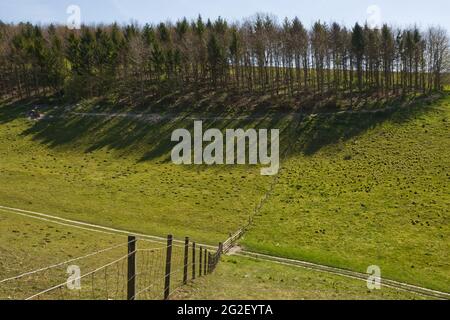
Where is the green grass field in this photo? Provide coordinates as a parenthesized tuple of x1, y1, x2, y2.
(173, 255, 426, 300)
(0, 211, 425, 300)
(0, 92, 448, 299)
(0, 98, 285, 244)
(0, 210, 197, 300)
(242, 95, 450, 292)
(0, 210, 130, 300)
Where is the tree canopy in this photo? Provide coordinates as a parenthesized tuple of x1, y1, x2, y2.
(0, 15, 448, 103)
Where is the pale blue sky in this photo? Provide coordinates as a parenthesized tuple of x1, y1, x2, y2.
(1, 0, 449, 30)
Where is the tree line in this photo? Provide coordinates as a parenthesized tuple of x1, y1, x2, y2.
(0, 14, 449, 103)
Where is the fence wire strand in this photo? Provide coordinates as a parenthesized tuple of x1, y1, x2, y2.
(5, 235, 223, 301)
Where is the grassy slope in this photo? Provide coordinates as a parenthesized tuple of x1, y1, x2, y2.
(173, 255, 426, 300)
(0, 210, 127, 299)
(1, 211, 423, 300)
(242, 94, 450, 292)
(0, 211, 197, 300)
(0, 93, 448, 298)
(0, 100, 288, 244)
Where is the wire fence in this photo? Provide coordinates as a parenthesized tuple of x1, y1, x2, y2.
(0, 234, 231, 300)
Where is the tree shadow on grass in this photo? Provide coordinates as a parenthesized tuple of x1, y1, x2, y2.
(292, 94, 444, 156)
(0, 92, 445, 165)
(0, 96, 62, 125)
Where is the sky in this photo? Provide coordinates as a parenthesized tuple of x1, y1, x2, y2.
(1, 0, 449, 31)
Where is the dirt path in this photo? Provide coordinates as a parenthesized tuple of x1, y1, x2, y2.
(57, 98, 421, 123)
(233, 251, 449, 300)
(0, 205, 216, 249)
(70, 106, 398, 122)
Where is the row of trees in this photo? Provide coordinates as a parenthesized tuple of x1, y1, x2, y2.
(0, 15, 449, 102)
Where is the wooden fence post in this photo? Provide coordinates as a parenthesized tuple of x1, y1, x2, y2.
(204, 249, 207, 276)
(215, 242, 223, 272)
(183, 237, 189, 285)
(199, 247, 203, 277)
(163, 235, 173, 300)
(209, 253, 212, 274)
(127, 235, 136, 300)
(192, 242, 196, 280)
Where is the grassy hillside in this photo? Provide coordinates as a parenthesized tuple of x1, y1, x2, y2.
(1, 212, 425, 300)
(0, 92, 448, 298)
(0, 210, 128, 299)
(0, 211, 204, 300)
(0, 98, 289, 244)
(242, 94, 450, 292)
